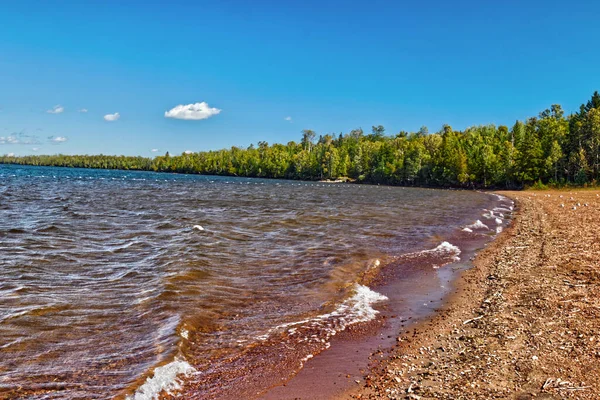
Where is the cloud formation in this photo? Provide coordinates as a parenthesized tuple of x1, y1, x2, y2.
(164, 102, 221, 120)
(104, 112, 120, 121)
(183, 150, 193, 154)
(0, 131, 41, 145)
(48, 136, 68, 143)
(1, 136, 18, 144)
(79, 108, 88, 113)
(151, 148, 159, 152)
(284, 116, 292, 122)
(47, 105, 64, 114)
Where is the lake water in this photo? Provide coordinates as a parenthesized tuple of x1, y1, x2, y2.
(0, 165, 512, 399)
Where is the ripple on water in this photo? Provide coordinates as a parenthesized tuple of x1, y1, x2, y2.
(0, 164, 512, 399)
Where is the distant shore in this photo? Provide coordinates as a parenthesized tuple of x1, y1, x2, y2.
(343, 190, 600, 399)
(5, 87, 600, 192)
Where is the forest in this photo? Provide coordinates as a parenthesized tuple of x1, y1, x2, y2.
(3, 92, 600, 189)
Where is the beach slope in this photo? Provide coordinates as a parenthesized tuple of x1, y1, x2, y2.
(350, 191, 600, 399)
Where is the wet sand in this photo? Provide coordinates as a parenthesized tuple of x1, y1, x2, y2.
(339, 190, 600, 399)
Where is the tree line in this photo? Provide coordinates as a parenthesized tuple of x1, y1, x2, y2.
(3, 91, 600, 189)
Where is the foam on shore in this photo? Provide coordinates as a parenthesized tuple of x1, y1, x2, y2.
(395, 241, 463, 268)
(331, 284, 389, 324)
(431, 241, 461, 255)
(126, 359, 196, 400)
(482, 210, 496, 219)
(427, 241, 462, 266)
(258, 284, 388, 344)
(466, 220, 489, 230)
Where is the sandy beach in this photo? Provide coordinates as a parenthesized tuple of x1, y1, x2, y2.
(341, 190, 600, 399)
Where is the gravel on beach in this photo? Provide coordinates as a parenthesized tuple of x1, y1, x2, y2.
(347, 190, 600, 400)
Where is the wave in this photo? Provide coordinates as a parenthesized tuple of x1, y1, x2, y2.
(482, 209, 496, 219)
(4, 228, 26, 234)
(0, 303, 69, 323)
(132, 285, 387, 399)
(387, 241, 464, 270)
(258, 284, 387, 342)
(36, 225, 62, 233)
(430, 241, 461, 256)
(465, 220, 489, 230)
(491, 193, 508, 202)
(425, 241, 461, 267)
(126, 359, 196, 400)
(328, 284, 388, 325)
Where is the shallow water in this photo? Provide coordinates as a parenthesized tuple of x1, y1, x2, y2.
(0, 165, 510, 399)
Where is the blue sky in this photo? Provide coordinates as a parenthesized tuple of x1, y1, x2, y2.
(1, 0, 599, 156)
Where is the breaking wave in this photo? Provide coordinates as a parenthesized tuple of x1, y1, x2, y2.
(126, 360, 197, 400)
(258, 284, 388, 343)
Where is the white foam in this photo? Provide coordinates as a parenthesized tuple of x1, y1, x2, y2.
(301, 354, 314, 362)
(331, 284, 388, 324)
(462, 227, 473, 233)
(192, 225, 204, 231)
(432, 241, 461, 255)
(396, 241, 462, 269)
(482, 210, 495, 219)
(180, 328, 189, 340)
(495, 218, 502, 225)
(492, 194, 508, 202)
(126, 359, 196, 400)
(427, 241, 461, 266)
(496, 226, 503, 234)
(258, 284, 387, 342)
(466, 220, 488, 230)
(493, 206, 510, 214)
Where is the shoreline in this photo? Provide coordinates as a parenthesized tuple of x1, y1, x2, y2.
(255, 194, 512, 400)
(154, 191, 510, 400)
(339, 190, 600, 399)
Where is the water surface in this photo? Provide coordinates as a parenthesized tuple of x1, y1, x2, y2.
(0, 165, 509, 399)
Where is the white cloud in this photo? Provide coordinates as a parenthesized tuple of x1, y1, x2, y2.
(47, 105, 64, 114)
(0, 132, 40, 145)
(7, 153, 15, 157)
(104, 112, 120, 121)
(79, 108, 88, 113)
(32, 147, 39, 151)
(164, 102, 221, 120)
(49, 136, 68, 143)
(183, 150, 193, 154)
(151, 148, 159, 152)
(284, 116, 292, 121)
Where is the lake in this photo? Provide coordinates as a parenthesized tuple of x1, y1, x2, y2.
(0, 164, 512, 399)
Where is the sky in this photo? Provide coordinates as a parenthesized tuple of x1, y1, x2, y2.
(1, 0, 600, 157)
